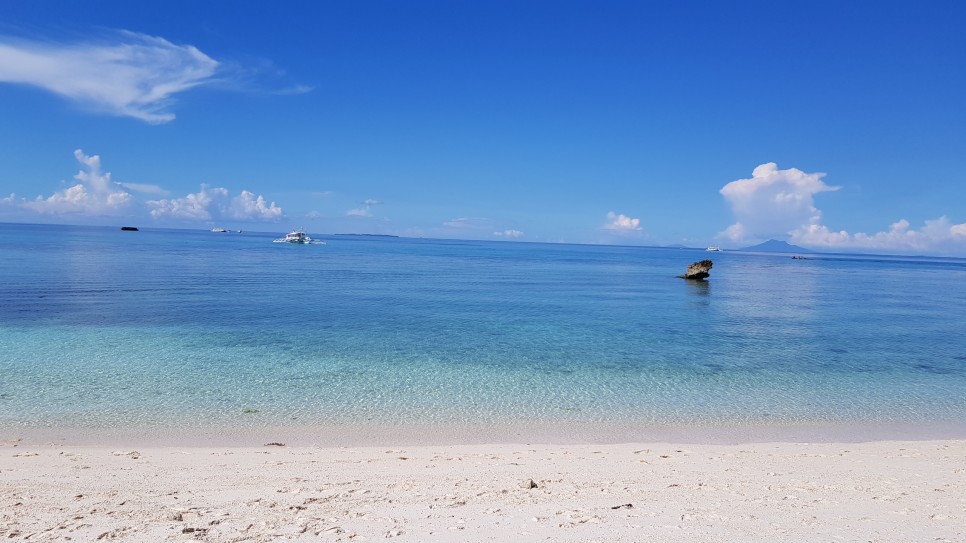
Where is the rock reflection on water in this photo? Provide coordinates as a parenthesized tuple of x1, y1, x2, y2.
(685, 278, 711, 302)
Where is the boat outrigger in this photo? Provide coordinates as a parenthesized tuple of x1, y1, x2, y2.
(274, 229, 325, 245)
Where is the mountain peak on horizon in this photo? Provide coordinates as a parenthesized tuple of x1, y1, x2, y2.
(739, 239, 815, 253)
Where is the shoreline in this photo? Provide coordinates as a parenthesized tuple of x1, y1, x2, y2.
(6, 418, 966, 448)
(3, 439, 963, 541)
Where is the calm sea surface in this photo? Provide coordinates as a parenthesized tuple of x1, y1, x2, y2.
(2, 223, 966, 442)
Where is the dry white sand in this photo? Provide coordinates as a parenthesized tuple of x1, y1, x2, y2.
(2, 438, 964, 542)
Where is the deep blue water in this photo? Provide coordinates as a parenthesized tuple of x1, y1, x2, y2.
(2, 223, 966, 437)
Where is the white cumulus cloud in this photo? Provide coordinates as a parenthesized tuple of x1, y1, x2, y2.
(147, 185, 281, 222)
(494, 229, 524, 238)
(147, 185, 228, 220)
(229, 190, 282, 220)
(718, 163, 966, 255)
(792, 217, 966, 255)
(604, 211, 643, 231)
(3, 150, 286, 225)
(718, 162, 839, 244)
(21, 149, 132, 216)
(0, 32, 219, 123)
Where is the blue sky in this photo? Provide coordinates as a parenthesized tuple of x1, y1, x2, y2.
(1, 1, 965, 254)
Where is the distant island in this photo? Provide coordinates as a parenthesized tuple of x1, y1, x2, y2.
(334, 233, 400, 238)
(739, 239, 815, 253)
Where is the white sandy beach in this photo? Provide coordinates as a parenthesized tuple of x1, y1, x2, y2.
(2, 438, 964, 542)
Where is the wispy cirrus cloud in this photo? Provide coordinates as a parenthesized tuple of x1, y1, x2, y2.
(118, 182, 169, 196)
(0, 31, 219, 123)
(274, 84, 314, 96)
(346, 198, 383, 218)
(443, 217, 491, 230)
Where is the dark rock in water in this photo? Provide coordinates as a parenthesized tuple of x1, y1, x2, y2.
(678, 259, 712, 280)
(120, 226, 139, 231)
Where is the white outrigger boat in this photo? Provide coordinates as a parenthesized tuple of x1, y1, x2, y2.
(274, 229, 325, 245)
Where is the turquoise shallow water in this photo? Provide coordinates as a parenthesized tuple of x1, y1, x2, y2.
(2, 223, 966, 441)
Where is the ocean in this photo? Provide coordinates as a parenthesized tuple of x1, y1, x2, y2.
(2, 223, 965, 444)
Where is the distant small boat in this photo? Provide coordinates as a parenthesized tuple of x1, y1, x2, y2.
(706, 246, 721, 252)
(120, 226, 139, 231)
(274, 229, 325, 245)
(211, 227, 227, 233)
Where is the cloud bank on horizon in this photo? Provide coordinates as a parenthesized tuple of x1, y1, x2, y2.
(399, 217, 525, 241)
(0, 149, 966, 254)
(0, 150, 282, 224)
(148, 187, 282, 222)
(0, 32, 218, 123)
(3, 151, 965, 255)
(719, 163, 966, 255)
